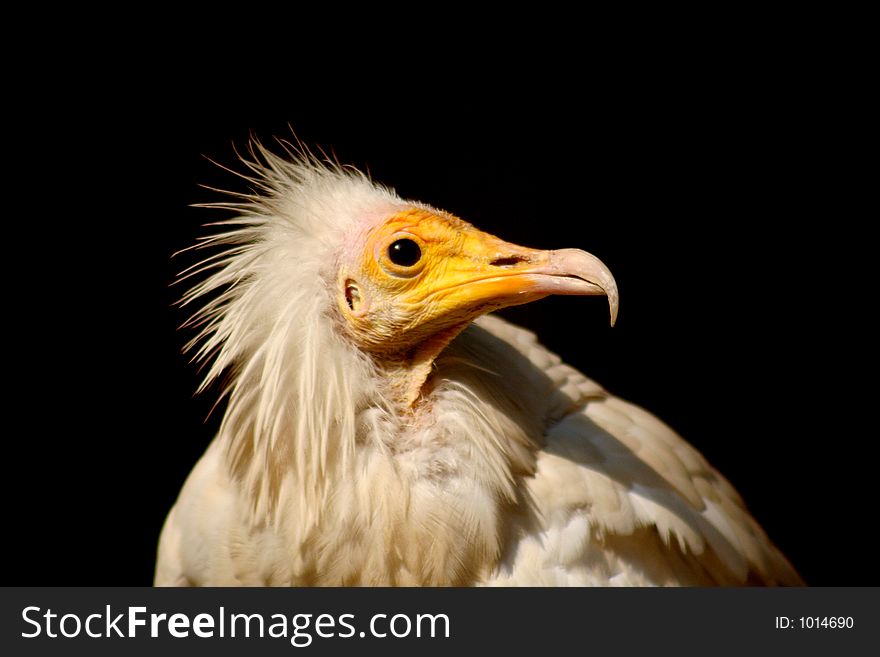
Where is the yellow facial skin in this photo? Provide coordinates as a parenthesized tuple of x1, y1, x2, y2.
(338, 207, 618, 359)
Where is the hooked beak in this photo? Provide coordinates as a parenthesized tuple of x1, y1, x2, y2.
(428, 229, 619, 327)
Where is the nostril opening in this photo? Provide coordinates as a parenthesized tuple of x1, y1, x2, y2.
(490, 255, 529, 268)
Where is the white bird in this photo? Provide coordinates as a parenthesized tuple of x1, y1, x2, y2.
(155, 143, 801, 586)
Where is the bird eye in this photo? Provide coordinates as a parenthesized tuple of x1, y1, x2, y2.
(387, 239, 422, 267)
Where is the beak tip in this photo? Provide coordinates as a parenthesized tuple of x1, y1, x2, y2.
(604, 285, 619, 328)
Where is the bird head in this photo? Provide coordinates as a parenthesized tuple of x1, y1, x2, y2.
(335, 206, 618, 404)
(187, 146, 618, 409)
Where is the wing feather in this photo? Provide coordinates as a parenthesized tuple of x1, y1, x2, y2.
(475, 315, 801, 586)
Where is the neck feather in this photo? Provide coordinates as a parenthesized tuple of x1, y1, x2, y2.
(216, 318, 542, 584)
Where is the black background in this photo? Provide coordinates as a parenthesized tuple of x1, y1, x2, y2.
(6, 31, 871, 587)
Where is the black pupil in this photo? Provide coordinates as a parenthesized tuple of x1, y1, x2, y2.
(388, 239, 422, 267)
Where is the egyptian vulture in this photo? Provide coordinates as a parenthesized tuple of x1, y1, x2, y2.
(155, 144, 801, 586)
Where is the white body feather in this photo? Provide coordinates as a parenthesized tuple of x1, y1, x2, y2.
(155, 152, 799, 586)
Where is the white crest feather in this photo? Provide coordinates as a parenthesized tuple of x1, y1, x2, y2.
(179, 143, 400, 525)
